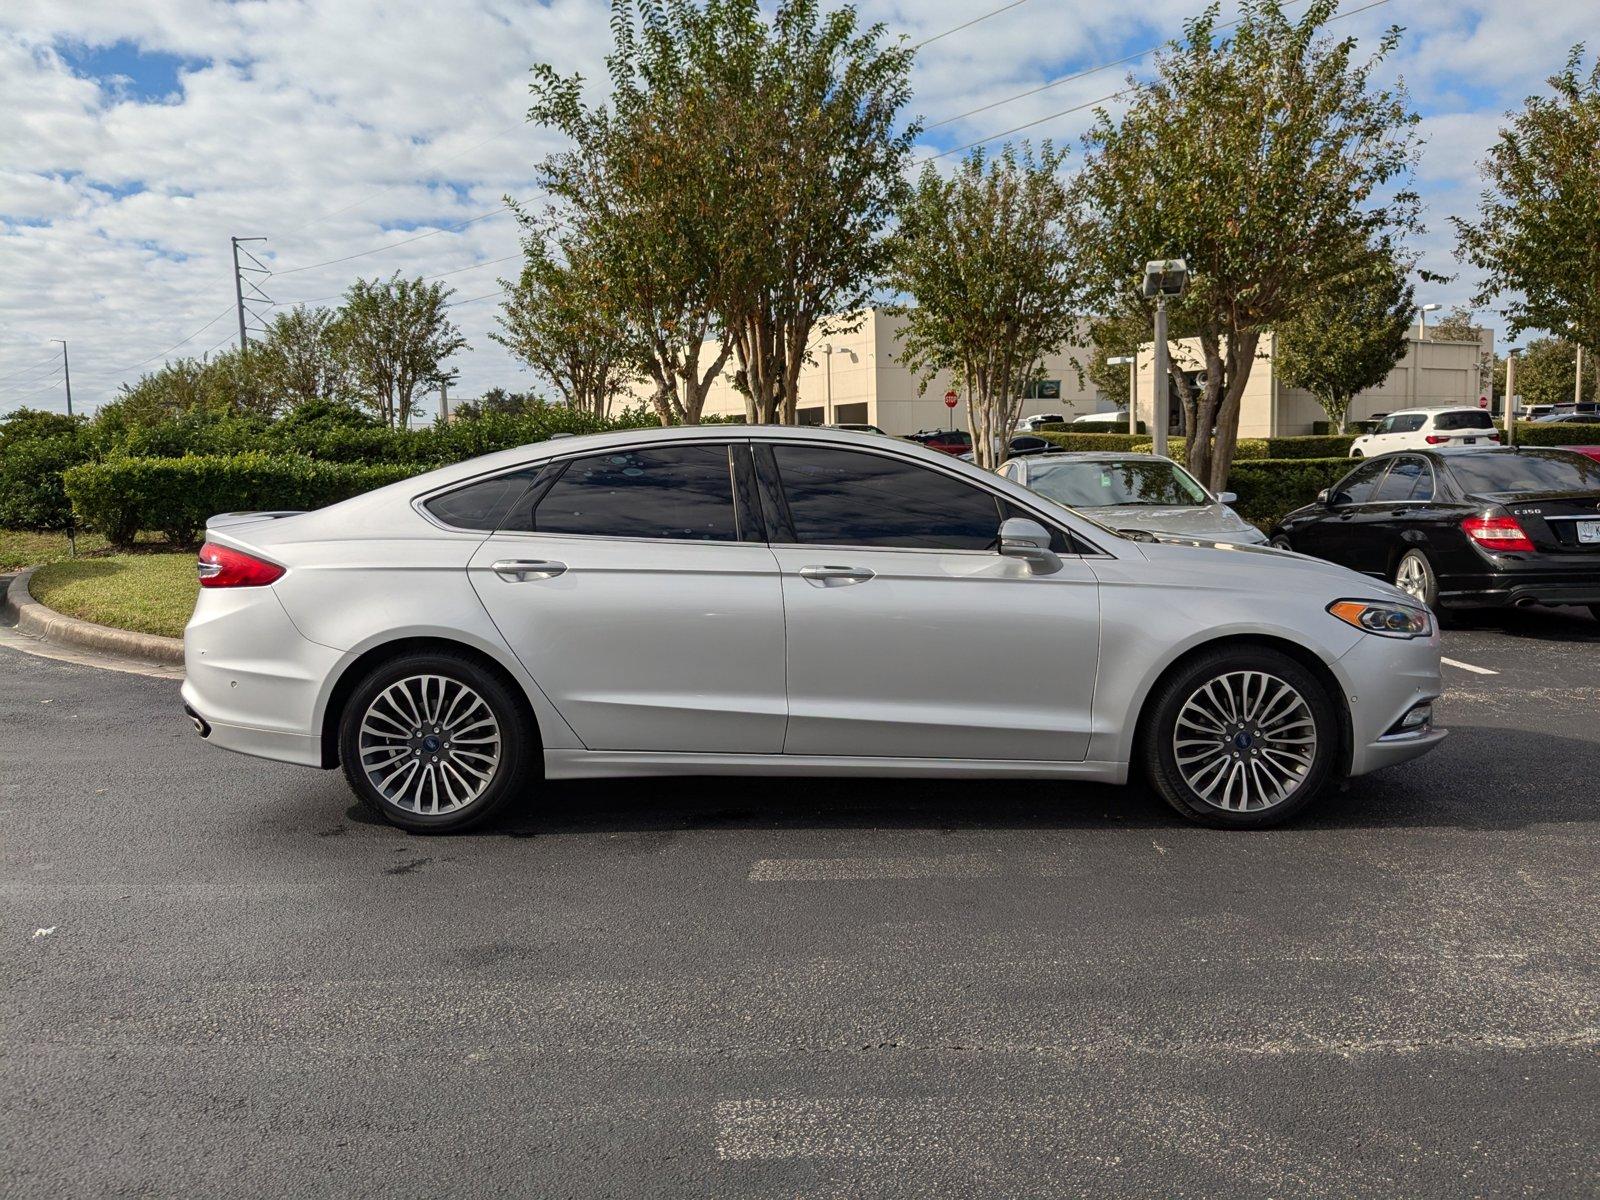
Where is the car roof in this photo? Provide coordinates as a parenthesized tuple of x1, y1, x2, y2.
(1015, 451, 1177, 465)
(1378, 405, 1488, 417)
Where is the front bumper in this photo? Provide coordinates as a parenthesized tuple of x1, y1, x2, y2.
(1334, 624, 1447, 777)
(181, 587, 341, 769)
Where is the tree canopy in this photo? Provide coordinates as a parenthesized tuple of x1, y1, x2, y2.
(1075, 0, 1421, 488)
(336, 274, 467, 429)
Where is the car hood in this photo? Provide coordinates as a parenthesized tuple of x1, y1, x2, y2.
(1127, 537, 1415, 605)
(1089, 502, 1267, 544)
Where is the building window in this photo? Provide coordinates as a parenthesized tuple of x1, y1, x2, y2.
(833, 402, 869, 425)
(1023, 379, 1062, 400)
(796, 407, 826, 426)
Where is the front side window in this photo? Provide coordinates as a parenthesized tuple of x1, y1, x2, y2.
(1023, 459, 1209, 508)
(1377, 414, 1426, 435)
(1333, 459, 1391, 504)
(770, 444, 1002, 550)
(514, 445, 738, 541)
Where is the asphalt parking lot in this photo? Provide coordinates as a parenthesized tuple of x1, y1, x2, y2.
(3, 608, 1598, 1198)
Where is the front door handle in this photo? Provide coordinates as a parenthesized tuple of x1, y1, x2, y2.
(491, 559, 567, 582)
(798, 564, 875, 586)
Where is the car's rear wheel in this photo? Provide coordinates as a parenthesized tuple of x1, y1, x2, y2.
(338, 651, 534, 833)
(1393, 550, 1438, 608)
(1142, 647, 1341, 829)
(1269, 534, 1293, 551)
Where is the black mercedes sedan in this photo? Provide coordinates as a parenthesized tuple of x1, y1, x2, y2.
(1270, 448, 1600, 618)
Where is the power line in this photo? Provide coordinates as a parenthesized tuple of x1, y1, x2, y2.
(2, 372, 69, 404)
(0, 354, 65, 389)
(269, 206, 512, 277)
(918, 0, 1397, 158)
(109, 304, 236, 374)
(272, 253, 523, 307)
(911, 0, 1036, 50)
(444, 287, 509, 309)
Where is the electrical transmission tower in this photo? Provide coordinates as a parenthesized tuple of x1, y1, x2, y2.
(231, 236, 271, 350)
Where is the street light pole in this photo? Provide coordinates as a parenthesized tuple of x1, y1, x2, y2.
(1419, 302, 1441, 341)
(1152, 296, 1171, 458)
(1505, 349, 1517, 449)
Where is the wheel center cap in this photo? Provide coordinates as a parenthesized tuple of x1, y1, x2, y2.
(421, 734, 441, 754)
(1233, 731, 1254, 750)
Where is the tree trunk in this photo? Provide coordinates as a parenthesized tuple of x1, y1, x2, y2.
(1206, 329, 1261, 492)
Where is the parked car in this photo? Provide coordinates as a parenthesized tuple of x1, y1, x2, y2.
(826, 422, 887, 435)
(904, 428, 971, 456)
(183, 427, 1443, 833)
(1561, 446, 1600, 464)
(1270, 447, 1600, 615)
(960, 434, 1058, 462)
(1349, 407, 1500, 457)
(1515, 404, 1556, 422)
(1530, 411, 1595, 424)
(1014, 413, 1067, 432)
(999, 451, 1268, 544)
(1071, 411, 1135, 432)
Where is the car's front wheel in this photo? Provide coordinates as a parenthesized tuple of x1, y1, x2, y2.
(1142, 647, 1341, 829)
(338, 650, 535, 833)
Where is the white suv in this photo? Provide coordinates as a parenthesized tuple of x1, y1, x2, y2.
(1349, 407, 1500, 458)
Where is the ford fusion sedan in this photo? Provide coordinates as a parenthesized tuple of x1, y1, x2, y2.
(182, 427, 1443, 834)
(1270, 447, 1600, 617)
(1000, 451, 1268, 545)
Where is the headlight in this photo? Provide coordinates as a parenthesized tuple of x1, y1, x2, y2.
(1327, 599, 1432, 638)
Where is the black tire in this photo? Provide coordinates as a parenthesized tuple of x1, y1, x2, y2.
(1269, 533, 1293, 551)
(338, 650, 536, 833)
(1589, 604, 1600, 624)
(1141, 646, 1343, 829)
(1392, 549, 1439, 609)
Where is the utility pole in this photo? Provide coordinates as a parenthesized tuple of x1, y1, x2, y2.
(1576, 345, 1584, 409)
(50, 338, 72, 416)
(439, 381, 450, 424)
(1505, 350, 1517, 449)
(231, 236, 268, 351)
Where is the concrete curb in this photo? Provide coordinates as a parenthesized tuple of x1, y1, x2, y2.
(1, 565, 185, 666)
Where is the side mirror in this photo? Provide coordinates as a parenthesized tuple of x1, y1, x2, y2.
(998, 517, 1062, 575)
(1316, 488, 1333, 507)
(1215, 491, 1237, 505)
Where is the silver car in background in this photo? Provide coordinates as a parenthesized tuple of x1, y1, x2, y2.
(1000, 451, 1269, 545)
(182, 427, 1443, 833)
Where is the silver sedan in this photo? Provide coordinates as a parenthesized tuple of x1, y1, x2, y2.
(999, 451, 1269, 545)
(182, 427, 1443, 833)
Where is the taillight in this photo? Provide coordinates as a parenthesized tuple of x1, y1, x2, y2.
(1486, 432, 1500, 441)
(197, 542, 285, 588)
(1460, 515, 1535, 554)
(1424, 435, 1449, 445)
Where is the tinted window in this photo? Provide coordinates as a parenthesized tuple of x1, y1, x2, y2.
(521, 445, 738, 541)
(1434, 410, 1495, 431)
(772, 445, 1002, 550)
(1025, 459, 1208, 507)
(1377, 414, 1426, 434)
(1445, 450, 1600, 495)
(423, 468, 540, 530)
(1374, 456, 1432, 502)
(1334, 459, 1391, 504)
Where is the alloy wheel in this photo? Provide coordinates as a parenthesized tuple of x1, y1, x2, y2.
(1172, 670, 1317, 812)
(357, 674, 502, 814)
(1395, 554, 1430, 604)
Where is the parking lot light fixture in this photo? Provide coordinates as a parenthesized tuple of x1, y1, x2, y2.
(1142, 259, 1189, 457)
(1419, 302, 1441, 340)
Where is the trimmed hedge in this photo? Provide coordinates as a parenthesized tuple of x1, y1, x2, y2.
(1036, 421, 1148, 434)
(64, 454, 422, 547)
(1131, 434, 1356, 460)
(1511, 421, 1600, 447)
(1224, 457, 1353, 528)
(1034, 431, 1150, 452)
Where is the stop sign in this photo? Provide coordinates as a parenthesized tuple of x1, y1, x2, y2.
(1479, 395, 1489, 408)
(943, 389, 958, 409)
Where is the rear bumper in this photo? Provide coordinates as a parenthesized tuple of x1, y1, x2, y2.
(1438, 563, 1600, 608)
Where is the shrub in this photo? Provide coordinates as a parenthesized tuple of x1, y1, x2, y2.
(1512, 421, 1600, 447)
(1034, 431, 1150, 452)
(1224, 457, 1353, 527)
(1037, 420, 1148, 434)
(0, 409, 92, 532)
(1130, 434, 1355, 461)
(64, 454, 422, 547)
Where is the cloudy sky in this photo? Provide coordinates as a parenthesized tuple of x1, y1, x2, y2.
(1, 0, 1592, 417)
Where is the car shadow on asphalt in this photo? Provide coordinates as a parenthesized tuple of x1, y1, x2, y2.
(1443, 605, 1600, 643)
(321, 722, 1599, 838)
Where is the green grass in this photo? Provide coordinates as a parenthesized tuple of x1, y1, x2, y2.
(0, 529, 112, 572)
(28, 552, 199, 639)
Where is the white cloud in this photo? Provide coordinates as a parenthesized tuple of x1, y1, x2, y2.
(1, 0, 1593, 414)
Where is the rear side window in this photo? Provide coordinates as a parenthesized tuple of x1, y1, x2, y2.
(514, 445, 738, 541)
(1445, 450, 1600, 495)
(423, 468, 541, 531)
(1433, 410, 1495, 431)
(770, 444, 1002, 550)
(1373, 456, 1433, 502)
(1378, 414, 1427, 434)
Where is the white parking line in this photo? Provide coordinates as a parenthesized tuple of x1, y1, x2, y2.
(1441, 656, 1499, 676)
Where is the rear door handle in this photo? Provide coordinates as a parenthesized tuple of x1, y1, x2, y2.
(491, 559, 567, 582)
(798, 564, 875, 586)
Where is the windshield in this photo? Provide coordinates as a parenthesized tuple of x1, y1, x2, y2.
(1025, 459, 1210, 507)
(1446, 450, 1600, 494)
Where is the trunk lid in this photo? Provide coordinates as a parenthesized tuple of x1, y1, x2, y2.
(1476, 491, 1600, 553)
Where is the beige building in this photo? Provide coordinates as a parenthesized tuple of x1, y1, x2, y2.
(1128, 323, 1495, 437)
(628, 308, 1109, 435)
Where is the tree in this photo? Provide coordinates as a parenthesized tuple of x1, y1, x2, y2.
(1276, 244, 1415, 431)
(1076, 0, 1421, 489)
(1453, 45, 1600, 357)
(493, 230, 637, 419)
(256, 305, 352, 411)
(891, 144, 1087, 471)
(1494, 336, 1598, 408)
(335, 274, 467, 429)
(449, 388, 545, 422)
